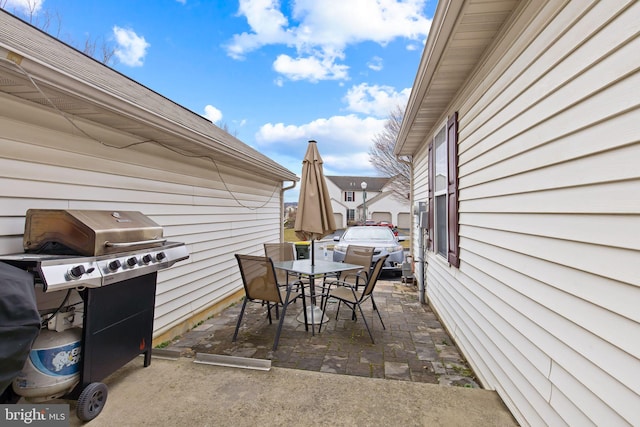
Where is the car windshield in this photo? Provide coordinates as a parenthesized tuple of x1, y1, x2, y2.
(343, 227, 394, 241)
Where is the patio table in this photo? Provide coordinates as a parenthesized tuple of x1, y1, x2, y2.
(272, 259, 362, 334)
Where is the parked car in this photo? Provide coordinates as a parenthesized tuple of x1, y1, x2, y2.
(333, 226, 406, 274)
(375, 221, 398, 236)
(359, 220, 399, 236)
(356, 219, 379, 226)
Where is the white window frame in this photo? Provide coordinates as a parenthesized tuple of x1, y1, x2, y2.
(433, 124, 448, 259)
(347, 209, 355, 222)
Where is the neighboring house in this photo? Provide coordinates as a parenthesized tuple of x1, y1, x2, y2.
(395, 1, 639, 426)
(325, 175, 410, 229)
(0, 12, 297, 344)
(284, 203, 296, 220)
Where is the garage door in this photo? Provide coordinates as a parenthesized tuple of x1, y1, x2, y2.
(371, 212, 391, 223)
(333, 213, 344, 229)
(397, 213, 411, 229)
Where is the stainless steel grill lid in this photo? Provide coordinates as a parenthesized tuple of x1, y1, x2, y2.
(23, 209, 165, 256)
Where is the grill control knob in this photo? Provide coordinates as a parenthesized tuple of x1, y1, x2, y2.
(156, 252, 166, 261)
(69, 265, 86, 279)
(142, 254, 153, 264)
(108, 260, 122, 272)
(126, 257, 138, 267)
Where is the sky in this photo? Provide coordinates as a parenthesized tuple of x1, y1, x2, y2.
(3, 0, 435, 202)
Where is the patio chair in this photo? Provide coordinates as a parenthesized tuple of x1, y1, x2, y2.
(264, 242, 297, 285)
(319, 254, 388, 343)
(339, 245, 374, 289)
(233, 254, 307, 351)
(264, 242, 309, 296)
(320, 245, 374, 312)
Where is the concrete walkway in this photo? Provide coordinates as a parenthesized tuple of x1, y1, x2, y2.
(66, 357, 517, 426)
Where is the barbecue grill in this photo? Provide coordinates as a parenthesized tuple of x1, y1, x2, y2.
(0, 209, 189, 422)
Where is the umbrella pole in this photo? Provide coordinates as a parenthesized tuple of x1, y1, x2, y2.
(311, 238, 315, 266)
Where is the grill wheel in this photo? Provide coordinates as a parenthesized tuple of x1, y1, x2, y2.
(76, 382, 108, 422)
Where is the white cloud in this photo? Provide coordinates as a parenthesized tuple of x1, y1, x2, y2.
(255, 114, 384, 175)
(226, 0, 293, 60)
(112, 26, 150, 67)
(367, 56, 383, 72)
(203, 105, 223, 123)
(322, 151, 373, 173)
(3, 0, 43, 14)
(343, 83, 411, 117)
(273, 54, 348, 82)
(225, 0, 431, 82)
(255, 114, 386, 157)
(290, 0, 430, 47)
(176, 0, 186, 4)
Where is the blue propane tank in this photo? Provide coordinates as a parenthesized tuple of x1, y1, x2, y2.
(12, 328, 82, 402)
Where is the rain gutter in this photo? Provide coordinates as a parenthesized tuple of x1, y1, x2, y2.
(281, 181, 298, 241)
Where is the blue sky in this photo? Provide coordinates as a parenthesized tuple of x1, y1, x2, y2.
(3, 0, 435, 201)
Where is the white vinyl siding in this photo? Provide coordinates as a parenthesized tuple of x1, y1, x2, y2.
(0, 96, 285, 339)
(418, 1, 640, 426)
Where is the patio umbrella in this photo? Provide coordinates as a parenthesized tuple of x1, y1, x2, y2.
(294, 140, 336, 265)
(294, 140, 336, 326)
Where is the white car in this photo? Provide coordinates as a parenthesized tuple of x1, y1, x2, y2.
(333, 226, 406, 274)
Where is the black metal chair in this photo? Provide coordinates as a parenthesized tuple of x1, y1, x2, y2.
(233, 254, 307, 351)
(319, 254, 388, 343)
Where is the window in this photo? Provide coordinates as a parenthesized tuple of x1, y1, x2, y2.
(347, 209, 355, 222)
(344, 191, 355, 202)
(428, 112, 459, 267)
(434, 126, 447, 257)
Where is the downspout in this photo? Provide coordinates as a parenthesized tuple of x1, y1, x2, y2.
(281, 181, 297, 241)
(418, 227, 427, 305)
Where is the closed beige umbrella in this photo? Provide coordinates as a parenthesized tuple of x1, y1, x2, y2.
(294, 140, 336, 326)
(295, 140, 336, 265)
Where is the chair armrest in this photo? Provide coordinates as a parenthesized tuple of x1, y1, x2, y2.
(331, 279, 355, 288)
(341, 269, 369, 282)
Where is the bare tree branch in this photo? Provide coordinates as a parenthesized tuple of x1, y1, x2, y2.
(83, 37, 97, 57)
(369, 105, 411, 202)
(1, 3, 115, 65)
(101, 41, 116, 65)
(219, 121, 238, 138)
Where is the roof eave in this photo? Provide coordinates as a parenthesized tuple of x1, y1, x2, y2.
(394, 0, 518, 157)
(0, 11, 298, 182)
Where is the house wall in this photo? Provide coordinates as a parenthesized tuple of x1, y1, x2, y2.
(413, 1, 639, 425)
(327, 179, 349, 228)
(0, 93, 284, 343)
(367, 193, 408, 227)
(368, 199, 390, 223)
(326, 178, 410, 228)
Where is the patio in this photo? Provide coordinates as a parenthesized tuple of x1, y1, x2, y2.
(164, 275, 479, 388)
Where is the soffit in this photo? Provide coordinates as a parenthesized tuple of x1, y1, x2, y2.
(395, 0, 518, 156)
